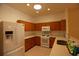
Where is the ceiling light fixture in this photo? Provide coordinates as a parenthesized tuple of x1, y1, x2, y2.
(34, 4, 42, 10)
(27, 3, 30, 6)
(48, 8, 50, 11)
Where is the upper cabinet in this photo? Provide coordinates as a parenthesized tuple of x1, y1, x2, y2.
(17, 20, 66, 31)
(25, 22, 34, 31)
(50, 22, 60, 31)
(35, 21, 62, 31)
(17, 20, 35, 31)
(35, 22, 51, 31)
(50, 20, 66, 31)
(60, 20, 66, 31)
(35, 23, 42, 31)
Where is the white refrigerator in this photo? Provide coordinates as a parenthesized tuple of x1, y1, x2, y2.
(0, 21, 25, 56)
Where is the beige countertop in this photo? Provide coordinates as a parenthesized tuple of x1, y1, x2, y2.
(50, 37, 71, 56)
(24, 36, 35, 39)
(24, 35, 41, 39)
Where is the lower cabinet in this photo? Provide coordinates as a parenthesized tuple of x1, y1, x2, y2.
(49, 37, 55, 48)
(25, 36, 41, 51)
(34, 36, 41, 46)
(25, 36, 55, 51)
(25, 37, 35, 51)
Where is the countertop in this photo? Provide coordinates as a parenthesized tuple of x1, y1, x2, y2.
(24, 36, 35, 39)
(24, 35, 57, 39)
(50, 37, 71, 56)
(24, 35, 41, 39)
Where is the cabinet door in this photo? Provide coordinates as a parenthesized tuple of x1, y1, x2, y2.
(25, 37, 37, 51)
(25, 22, 31, 31)
(25, 39, 30, 51)
(60, 20, 66, 31)
(34, 36, 41, 46)
(50, 22, 60, 31)
(49, 37, 55, 48)
(28, 38, 33, 49)
(30, 37, 36, 47)
(17, 20, 35, 31)
(29, 23, 34, 31)
(31, 23, 35, 31)
(35, 23, 42, 31)
(55, 22, 60, 31)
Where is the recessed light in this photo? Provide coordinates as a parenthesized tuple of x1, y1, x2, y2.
(36, 11, 39, 13)
(48, 8, 50, 11)
(34, 4, 42, 10)
(27, 3, 30, 6)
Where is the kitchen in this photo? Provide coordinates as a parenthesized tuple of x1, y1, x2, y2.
(0, 3, 79, 56)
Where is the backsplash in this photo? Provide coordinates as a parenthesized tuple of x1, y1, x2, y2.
(25, 31, 66, 38)
(25, 31, 36, 37)
(34, 31, 65, 37)
(51, 31, 66, 37)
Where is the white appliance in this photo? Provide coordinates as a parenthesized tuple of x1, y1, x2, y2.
(0, 21, 25, 56)
(41, 26, 50, 48)
(42, 26, 50, 31)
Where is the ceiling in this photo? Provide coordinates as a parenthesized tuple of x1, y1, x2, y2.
(7, 3, 79, 18)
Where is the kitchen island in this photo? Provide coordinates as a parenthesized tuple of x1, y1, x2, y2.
(50, 37, 71, 56)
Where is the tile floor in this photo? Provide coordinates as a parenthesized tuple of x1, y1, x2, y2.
(25, 46, 52, 56)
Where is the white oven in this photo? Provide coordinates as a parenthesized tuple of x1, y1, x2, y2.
(41, 36, 49, 48)
(41, 26, 50, 48)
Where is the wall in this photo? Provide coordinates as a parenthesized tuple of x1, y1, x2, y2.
(0, 4, 2, 21)
(0, 4, 32, 23)
(0, 4, 34, 37)
(68, 8, 79, 40)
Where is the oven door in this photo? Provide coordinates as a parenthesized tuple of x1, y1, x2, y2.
(41, 37, 49, 48)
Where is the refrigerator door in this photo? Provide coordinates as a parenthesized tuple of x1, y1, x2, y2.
(15, 24, 25, 48)
(4, 46, 25, 56)
(3, 22, 18, 54)
(3, 22, 25, 55)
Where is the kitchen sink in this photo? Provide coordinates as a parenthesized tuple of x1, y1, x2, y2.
(57, 40, 67, 45)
